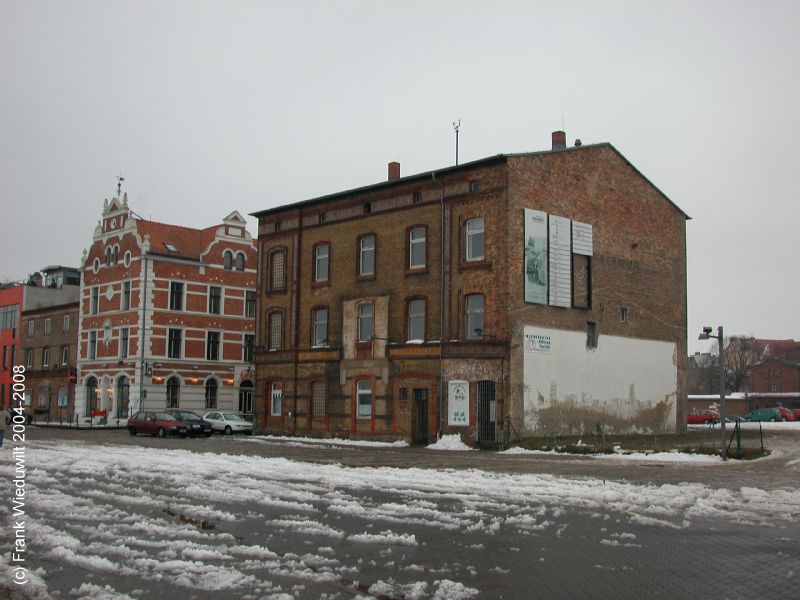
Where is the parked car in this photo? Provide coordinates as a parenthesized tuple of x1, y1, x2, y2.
(792, 409, 800, 421)
(744, 408, 782, 422)
(687, 409, 719, 425)
(203, 411, 254, 435)
(128, 412, 190, 437)
(775, 407, 796, 422)
(165, 410, 213, 437)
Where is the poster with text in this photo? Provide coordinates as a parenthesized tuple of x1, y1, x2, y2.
(448, 380, 470, 426)
(548, 215, 572, 307)
(524, 208, 548, 304)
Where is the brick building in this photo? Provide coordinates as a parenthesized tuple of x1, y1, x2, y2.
(19, 267, 81, 422)
(750, 339, 800, 395)
(252, 132, 689, 444)
(75, 194, 257, 422)
(1, 267, 80, 412)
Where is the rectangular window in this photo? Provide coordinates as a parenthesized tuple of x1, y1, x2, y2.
(61, 345, 69, 366)
(465, 294, 484, 340)
(120, 327, 129, 358)
(313, 308, 328, 347)
(122, 281, 131, 310)
(10, 345, 16, 368)
(466, 218, 485, 262)
(90, 287, 100, 315)
(357, 379, 372, 418)
(269, 313, 283, 350)
(44, 318, 52, 335)
(167, 328, 182, 359)
(63, 314, 70, 332)
(312, 381, 326, 417)
(26, 350, 33, 369)
(28, 320, 34, 337)
(206, 331, 220, 360)
(245, 291, 257, 317)
(407, 299, 426, 342)
(2, 345, 6, 369)
(314, 243, 329, 283)
(409, 227, 426, 269)
(587, 322, 598, 349)
(89, 331, 97, 360)
(270, 251, 286, 290)
(169, 282, 184, 311)
(359, 235, 375, 277)
(243, 334, 255, 363)
(358, 303, 373, 342)
(43, 347, 50, 367)
(208, 286, 222, 314)
(270, 382, 282, 416)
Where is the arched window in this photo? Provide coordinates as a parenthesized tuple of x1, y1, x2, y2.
(116, 376, 130, 418)
(223, 250, 233, 271)
(166, 376, 180, 408)
(205, 379, 218, 409)
(105, 247, 113, 266)
(235, 252, 245, 272)
(86, 376, 99, 416)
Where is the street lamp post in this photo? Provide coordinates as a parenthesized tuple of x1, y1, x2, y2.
(699, 325, 726, 460)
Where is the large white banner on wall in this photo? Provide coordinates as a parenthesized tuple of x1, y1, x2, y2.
(548, 215, 572, 307)
(524, 209, 548, 304)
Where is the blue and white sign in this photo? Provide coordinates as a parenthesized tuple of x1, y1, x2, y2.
(448, 380, 469, 426)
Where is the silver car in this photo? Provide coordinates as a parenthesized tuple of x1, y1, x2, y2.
(202, 411, 254, 435)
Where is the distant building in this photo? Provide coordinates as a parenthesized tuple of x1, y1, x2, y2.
(1, 266, 80, 412)
(19, 266, 81, 421)
(688, 351, 719, 395)
(750, 339, 800, 395)
(75, 194, 257, 422)
(252, 131, 689, 444)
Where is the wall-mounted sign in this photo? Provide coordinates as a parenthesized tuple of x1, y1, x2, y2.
(270, 382, 282, 416)
(572, 221, 593, 256)
(524, 209, 548, 304)
(548, 215, 572, 308)
(448, 380, 469, 426)
(524, 332, 552, 353)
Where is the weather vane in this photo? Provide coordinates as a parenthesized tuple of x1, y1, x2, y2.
(116, 175, 125, 198)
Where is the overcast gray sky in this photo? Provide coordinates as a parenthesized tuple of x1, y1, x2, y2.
(2, 0, 798, 354)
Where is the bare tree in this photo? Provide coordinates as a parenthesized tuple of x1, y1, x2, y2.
(711, 336, 760, 393)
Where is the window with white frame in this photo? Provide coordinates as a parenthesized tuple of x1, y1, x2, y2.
(43, 347, 50, 367)
(314, 243, 329, 283)
(167, 328, 182, 359)
(27, 320, 34, 337)
(206, 331, 220, 360)
(90, 287, 100, 315)
(208, 286, 222, 314)
(235, 252, 245, 272)
(122, 281, 131, 310)
(409, 226, 426, 269)
(205, 379, 218, 409)
(465, 218, 485, 262)
(407, 299, 425, 341)
(169, 282, 184, 311)
(224, 250, 233, 271)
(89, 331, 97, 359)
(245, 291, 256, 317)
(166, 376, 180, 408)
(357, 379, 372, 418)
(270, 381, 282, 416)
(312, 307, 328, 347)
(44, 318, 51, 335)
(26, 350, 33, 369)
(63, 314, 70, 332)
(358, 303, 373, 342)
(465, 294, 484, 339)
(120, 327, 129, 358)
(359, 235, 375, 277)
(243, 334, 255, 363)
(61, 345, 69, 366)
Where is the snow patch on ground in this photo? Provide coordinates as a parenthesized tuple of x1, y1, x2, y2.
(427, 434, 475, 451)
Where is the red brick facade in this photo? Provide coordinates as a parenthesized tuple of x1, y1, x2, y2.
(253, 135, 688, 443)
(76, 195, 257, 421)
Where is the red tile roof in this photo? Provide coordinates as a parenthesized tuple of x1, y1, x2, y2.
(135, 220, 219, 261)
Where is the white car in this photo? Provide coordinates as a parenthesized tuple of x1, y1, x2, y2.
(202, 411, 253, 435)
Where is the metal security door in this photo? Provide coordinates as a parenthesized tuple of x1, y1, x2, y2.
(413, 388, 428, 445)
(477, 381, 496, 446)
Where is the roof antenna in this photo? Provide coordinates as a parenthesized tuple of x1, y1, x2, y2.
(453, 119, 461, 165)
(116, 175, 125, 198)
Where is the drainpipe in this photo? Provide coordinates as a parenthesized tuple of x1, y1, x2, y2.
(432, 172, 445, 439)
(137, 255, 149, 415)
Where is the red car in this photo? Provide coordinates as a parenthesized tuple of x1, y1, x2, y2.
(127, 411, 190, 437)
(776, 407, 796, 422)
(687, 409, 719, 424)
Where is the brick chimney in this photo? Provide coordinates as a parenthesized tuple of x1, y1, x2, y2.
(551, 130, 567, 151)
(388, 161, 400, 181)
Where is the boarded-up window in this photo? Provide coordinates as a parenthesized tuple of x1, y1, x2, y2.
(572, 254, 591, 309)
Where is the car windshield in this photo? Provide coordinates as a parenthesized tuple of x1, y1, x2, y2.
(154, 413, 176, 421)
(222, 413, 244, 421)
(178, 412, 201, 421)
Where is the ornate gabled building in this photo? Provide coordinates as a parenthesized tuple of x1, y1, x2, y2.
(75, 193, 257, 422)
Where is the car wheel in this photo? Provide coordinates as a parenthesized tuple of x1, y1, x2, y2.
(128, 427, 137, 436)
(224, 425, 232, 435)
(780, 417, 786, 422)
(770, 417, 776, 422)
(157, 427, 166, 438)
